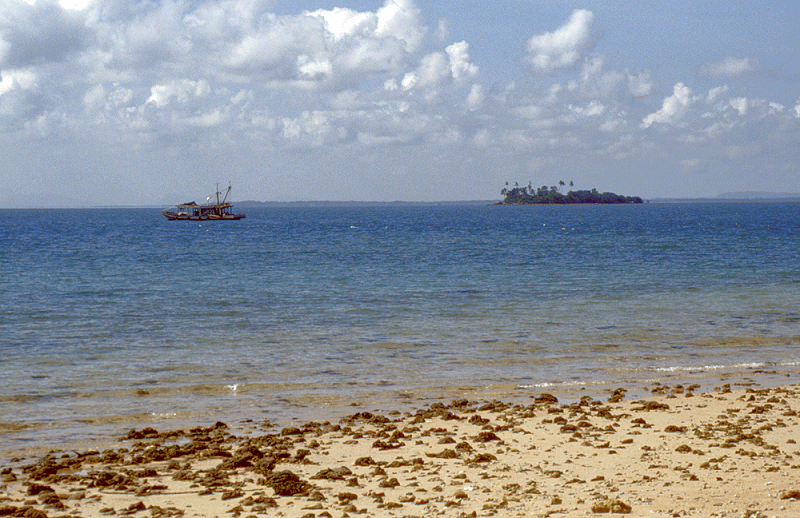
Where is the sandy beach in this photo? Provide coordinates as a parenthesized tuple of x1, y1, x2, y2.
(2, 379, 800, 518)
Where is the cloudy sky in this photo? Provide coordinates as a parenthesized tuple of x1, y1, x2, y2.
(1, 0, 799, 206)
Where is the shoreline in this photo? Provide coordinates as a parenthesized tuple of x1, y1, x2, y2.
(2, 364, 797, 465)
(3, 375, 800, 517)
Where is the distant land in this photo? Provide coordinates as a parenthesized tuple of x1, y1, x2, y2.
(717, 191, 800, 199)
(3, 192, 800, 209)
(651, 192, 800, 204)
(236, 200, 494, 207)
(498, 183, 643, 205)
(233, 193, 800, 207)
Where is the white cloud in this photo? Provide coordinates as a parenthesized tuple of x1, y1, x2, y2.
(707, 85, 729, 103)
(569, 100, 606, 117)
(472, 128, 490, 147)
(525, 9, 594, 72)
(307, 6, 377, 41)
(641, 82, 696, 128)
(107, 0, 193, 70)
(400, 40, 477, 92)
(186, 108, 226, 128)
(513, 104, 542, 119)
(146, 79, 210, 107)
(729, 97, 748, 116)
(599, 118, 624, 132)
(384, 78, 398, 91)
(545, 83, 561, 103)
(82, 82, 134, 114)
(401, 72, 416, 90)
(1, 0, 798, 205)
(375, 0, 425, 52)
(435, 19, 449, 42)
(627, 72, 653, 97)
(0, 68, 37, 96)
(297, 55, 332, 80)
(577, 54, 623, 97)
(466, 83, 484, 111)
(205, 0, 426, 84)
(82, 83, 105, 111)
(701, 56, 756, 78)
(415, 51, 450, 88)
(0, 68, 41, 120)
(446, 41, 478, 81)
(0, 0, 89, 68)
(59, 0, 94, 10)
(767, 102, 784, 115)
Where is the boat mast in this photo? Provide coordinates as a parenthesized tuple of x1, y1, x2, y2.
(221, 184, 231, 204)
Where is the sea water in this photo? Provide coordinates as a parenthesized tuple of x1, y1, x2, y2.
(1, 203, 799, 457)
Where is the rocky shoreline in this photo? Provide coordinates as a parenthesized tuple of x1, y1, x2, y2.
(2, 380, 800, 517)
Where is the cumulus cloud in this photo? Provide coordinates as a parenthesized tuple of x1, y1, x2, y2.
(1, 0, 798, 205)
(186, 108, 226, 128)
(0, 68, 41, 120)
(707, 85, 729, 103)
(146, 80, 211, 107)
(0, 0, 89, 68)
(525, 9, 594, 72)
(700, 56, 756, 78)
(641, 82, 696, 128)
(186, 0, 427, 85)
(409, 51, 449, 88)
(569, 100, 606, 117)
(0, 68, 37, 96)
(573, 54, 623, 97)
(400, 40, 477, 91)
(729, 97, 748, 116)
(446, 41, 478, 81)
(58, 0, 95, 10)
(375, 0, 425, 50)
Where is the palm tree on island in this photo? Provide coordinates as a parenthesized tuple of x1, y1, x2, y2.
(498, 180, 643, 204)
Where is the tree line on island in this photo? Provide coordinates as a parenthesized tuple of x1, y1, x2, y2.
(499, 180, 643, 204)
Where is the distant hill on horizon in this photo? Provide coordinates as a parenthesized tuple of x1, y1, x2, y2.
(236, 199, 495, 207)
(716, 191, 800, 199)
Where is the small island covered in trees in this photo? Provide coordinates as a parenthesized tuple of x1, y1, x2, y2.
(499, 180, 643, 204)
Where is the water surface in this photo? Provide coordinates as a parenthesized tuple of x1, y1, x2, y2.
(2, 203, 799, 457)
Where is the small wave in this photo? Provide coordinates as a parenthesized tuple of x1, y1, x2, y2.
(654, 362, 771, 373)
(150, 412, 177, 418)
(517, 381, 588, 389)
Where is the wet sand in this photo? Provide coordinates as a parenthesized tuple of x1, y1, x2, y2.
(2, 380, 800, 517)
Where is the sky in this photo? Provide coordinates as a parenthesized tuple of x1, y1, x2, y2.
(1, 0, 799, 207)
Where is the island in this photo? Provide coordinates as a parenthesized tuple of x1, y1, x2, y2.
(499, 181, 643, 204)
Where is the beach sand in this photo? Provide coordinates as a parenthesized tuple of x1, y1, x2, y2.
(2, 380, 800, 517)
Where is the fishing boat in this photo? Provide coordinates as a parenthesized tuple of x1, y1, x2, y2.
(161, 184, 246, 221)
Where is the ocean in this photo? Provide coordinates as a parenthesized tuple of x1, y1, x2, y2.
(2, 202, 799, 458)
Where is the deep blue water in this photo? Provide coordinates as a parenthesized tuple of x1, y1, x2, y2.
(1, 203, 799, 456)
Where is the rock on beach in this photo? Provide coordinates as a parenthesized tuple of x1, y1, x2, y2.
(2, 380, 800, 517)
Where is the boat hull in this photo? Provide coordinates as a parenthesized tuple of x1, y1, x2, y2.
(161, 211, 246, 221)
(162, 184, 245, 221)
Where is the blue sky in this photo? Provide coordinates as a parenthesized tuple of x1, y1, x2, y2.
(1, 0, 798, 206)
